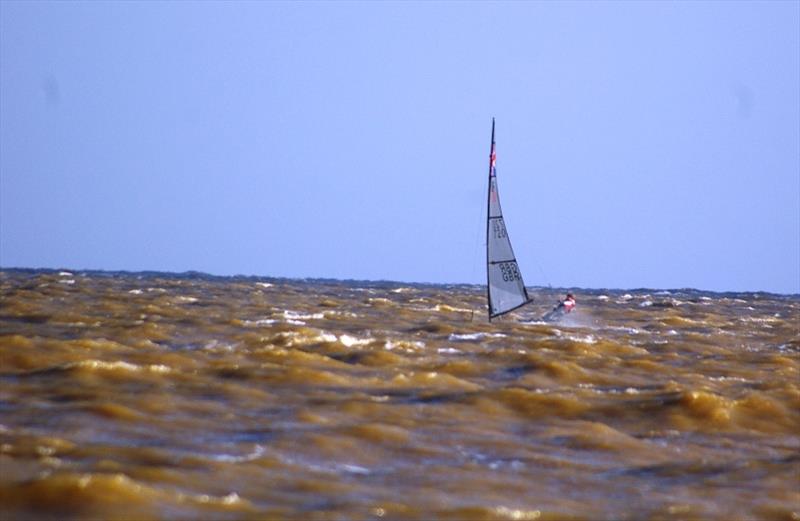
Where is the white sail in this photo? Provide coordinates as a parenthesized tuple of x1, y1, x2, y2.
(486, 119, 532, 319)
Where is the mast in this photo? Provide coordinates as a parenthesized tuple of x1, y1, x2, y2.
(486, 118, 495, 321)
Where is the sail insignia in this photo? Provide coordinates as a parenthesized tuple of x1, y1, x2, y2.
(486, 119, 532, 320)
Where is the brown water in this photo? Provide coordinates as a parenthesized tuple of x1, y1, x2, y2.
(1, 269, 798, 520)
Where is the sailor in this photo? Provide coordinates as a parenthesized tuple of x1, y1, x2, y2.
(542, 293, 576, 321)
(560, 293, 577, 313)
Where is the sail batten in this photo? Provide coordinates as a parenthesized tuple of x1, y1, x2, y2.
(485, 119, 532, 320)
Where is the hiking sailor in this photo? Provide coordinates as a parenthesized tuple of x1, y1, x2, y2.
(542, 293, 576, 322)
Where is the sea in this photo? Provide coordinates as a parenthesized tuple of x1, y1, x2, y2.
(1, 269, 798, 520)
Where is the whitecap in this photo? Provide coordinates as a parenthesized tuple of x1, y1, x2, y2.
(275, 451, 372, 476)
(337, 463, 370, 475)
(70, 360, 171, 373)
(326, 310, 358, 318)
(565, 334, 597, 344)
(494, 506, 541, 520)
(339, 334, 372, 347)
(432, 304, 472, 313)
(488, 459, 525, 471)
(202, 342, 235, 353)
(606, 326, 644, 335)
(192, 492, 242, 505)
(275, 331, 338, 346)
(242, 319, 280, 327)
(739, 316, 779, 324)
(448, 332, 507, 342)
(384, 340, 425, 351)
(209, 444, 265, 463)
(283, 310, 324, 321)
(708, 376, 749, 382)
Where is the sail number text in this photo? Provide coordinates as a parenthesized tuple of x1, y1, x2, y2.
(492, 220, 507, 239)
(499, 262, 521, 282)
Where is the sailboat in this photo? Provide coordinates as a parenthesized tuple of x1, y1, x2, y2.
(486, 119, 533, 321)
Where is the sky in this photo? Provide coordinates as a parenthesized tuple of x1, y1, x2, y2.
(1, 1, 798, 293)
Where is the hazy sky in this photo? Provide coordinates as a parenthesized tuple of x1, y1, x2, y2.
(1, 1, 798, 293)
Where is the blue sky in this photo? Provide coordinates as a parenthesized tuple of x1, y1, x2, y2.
(1, 1, 798, 293)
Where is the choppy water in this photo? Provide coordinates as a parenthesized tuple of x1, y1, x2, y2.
(1, 269, 798, 520)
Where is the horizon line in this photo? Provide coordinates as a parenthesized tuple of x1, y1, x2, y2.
(1, 266, 797, 297)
